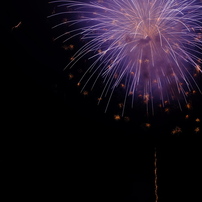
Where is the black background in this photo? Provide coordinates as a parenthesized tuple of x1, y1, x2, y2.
(2, 0, 202, 201)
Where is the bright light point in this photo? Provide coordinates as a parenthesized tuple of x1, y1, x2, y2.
(114, 115, 121, 121)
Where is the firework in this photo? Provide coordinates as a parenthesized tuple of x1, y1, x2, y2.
(48, 0, 202, 115)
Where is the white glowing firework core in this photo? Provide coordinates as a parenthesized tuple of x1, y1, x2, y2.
(49, 0, 202, 114)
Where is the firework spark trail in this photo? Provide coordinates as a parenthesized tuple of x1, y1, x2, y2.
(48, 0, 202, 115)
(154, 147, 158, 202)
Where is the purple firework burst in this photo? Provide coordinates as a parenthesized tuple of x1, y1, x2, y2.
(48, 0, 202, 115)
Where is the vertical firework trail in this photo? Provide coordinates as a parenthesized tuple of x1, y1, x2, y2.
(48, 0, 202, 115)
(154, 147, 158, 202)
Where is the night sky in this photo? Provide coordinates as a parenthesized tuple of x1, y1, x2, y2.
(3, 0, 202, 201)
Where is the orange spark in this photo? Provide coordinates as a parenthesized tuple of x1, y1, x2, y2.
(114, 115, 121, 121)
(171, 126, 182, 135)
